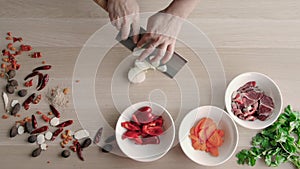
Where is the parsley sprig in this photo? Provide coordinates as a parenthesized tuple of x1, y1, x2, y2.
(236, 105, 300, 168)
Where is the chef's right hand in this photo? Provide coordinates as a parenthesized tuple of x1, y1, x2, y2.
(107, 0, 140, 43)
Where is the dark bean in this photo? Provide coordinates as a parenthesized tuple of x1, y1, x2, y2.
(104, 135, 116, 143)
(28, 135, 37, 143)
(7, 70, 16, 79)
(11, 103, 20, 115)
(18, 89, 27, 97)
(32, 147, 42, 157)
(6, 84, 15, 94)
(81, 138, 92, 149)
(10, 126, 18, 138)
(61, 150, 70, 158)
(102, 144, 113, 153)
(25, 121, 33, 133)
(8, 79, 18, 87)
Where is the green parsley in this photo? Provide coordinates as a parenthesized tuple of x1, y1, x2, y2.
(236, 105, 300, 168)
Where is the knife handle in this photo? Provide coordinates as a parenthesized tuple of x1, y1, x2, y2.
(94, 0, 108, 11)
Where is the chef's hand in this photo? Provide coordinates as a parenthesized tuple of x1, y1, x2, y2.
(137, 12, 183, 64)
(137, 0, 198, 64)
(107, 0, 140, 43)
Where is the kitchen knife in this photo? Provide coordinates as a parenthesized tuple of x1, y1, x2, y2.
(94, 0, 187, 78)
(115, 28, 187, 78)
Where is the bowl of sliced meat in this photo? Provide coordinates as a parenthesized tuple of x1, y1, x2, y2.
(225, 72, 282, 129)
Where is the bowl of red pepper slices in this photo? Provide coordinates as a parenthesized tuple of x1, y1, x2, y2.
(115, 101, 175, 162)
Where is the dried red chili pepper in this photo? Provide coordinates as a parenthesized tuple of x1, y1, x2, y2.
(24, 79, 33, 87)
(7, 43, 13, 49)
(20, 44, 32, 51)
(13, 37, 23, 43)
(23, 93, 36, 110)
(49, 105, 60, 118)
(32, 65, 51, 72)
(56, 120, 73, 128)
(121, 121, 140, 131)
(32, 52, 42, 58)
(75, 141, 84, 161)
(24, 71, 39, 81)
(31, 115, 38, 129)
(31, 126, 48, 134)
(51, 128, 64, 141)
(37, 74, 49, 91)
(7, 32, 12, 36)
(2, 49, 10, 56)
(37, 73, 43, 88)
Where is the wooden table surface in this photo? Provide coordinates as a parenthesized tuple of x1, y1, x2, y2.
(1, 0, 300, 169)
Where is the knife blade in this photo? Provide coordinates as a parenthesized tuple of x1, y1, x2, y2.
(115, 27, 187, 78)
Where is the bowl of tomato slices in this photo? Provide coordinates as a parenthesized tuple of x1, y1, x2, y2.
(178, 106, 238, 166)
(115, 101, 175, 162)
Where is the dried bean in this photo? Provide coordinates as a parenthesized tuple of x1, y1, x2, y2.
(7, 70, 16, 79)
(102, 144, 113, 153)
(6, 84, 14, 94)
(32, 147, 42, 157)
(11, 103, 20, 115)
(104, 135, 116, 143)
(8, 79, 18, 87)
(25, 121, 33, 133)
(61, 150, 70, 158)
(81, 138, 92, 149)
(28, 135, 37, 143)
(9, 126, 18, 138)
(18, 89, 27, 97)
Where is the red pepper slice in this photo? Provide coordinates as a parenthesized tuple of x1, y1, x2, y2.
(142, 125, 163, 136)
(121, 121, 140, 131)
(122, 131, 141, 140)
(147, 116, 163, 127)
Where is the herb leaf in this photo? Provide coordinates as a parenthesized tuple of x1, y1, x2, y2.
(236, 105, 300, 168)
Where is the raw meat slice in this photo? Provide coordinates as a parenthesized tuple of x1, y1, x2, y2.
(242, 96, 256, 107)
(245, 90, 263, 101)
(261, 95, 275, 108)
(238, 81, 256, 92)
(258, 104, 273, 115)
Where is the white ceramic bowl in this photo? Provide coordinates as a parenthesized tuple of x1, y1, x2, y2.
(115, 101, 175, 162)
(179, 106, 238, 166)
(225, 72, 283, 129)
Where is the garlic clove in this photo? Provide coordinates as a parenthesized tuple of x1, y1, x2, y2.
(149, 56, 160, 68)
(157, 65, 167, 72)
(128, 67, 146, 84)
(132, 47, 145, 57)
(134, 60, 154, 71)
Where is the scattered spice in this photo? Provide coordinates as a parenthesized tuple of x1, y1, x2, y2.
(48, 112, 52, 115)
(36, 111, 42, 115)
(32, 52, 42, 58)
(42, 61, 46, 64)
(2, 114, 9, 119)
(41, 114, 50, 123)
(63, 88, 69, 95)
(47, 87, 70, 107)
(32, 94, 42, 104)
(24, 79, 33, 87)
(1, 63, 6, 69)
